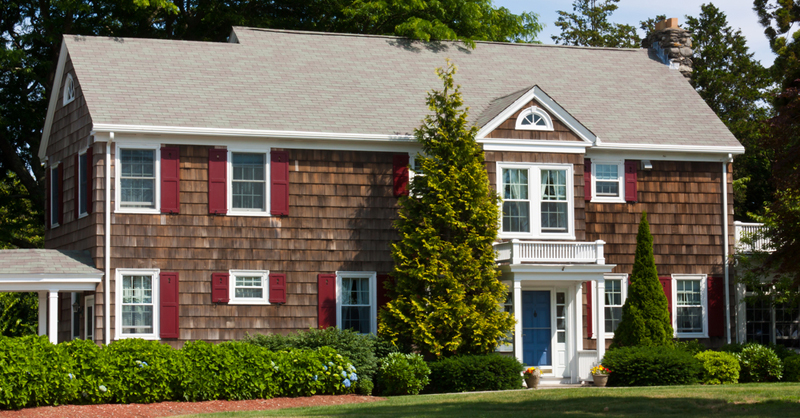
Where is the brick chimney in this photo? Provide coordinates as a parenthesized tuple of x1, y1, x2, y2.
(643, 18, 693, 78)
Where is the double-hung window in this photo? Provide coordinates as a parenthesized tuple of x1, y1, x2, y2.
(115, 268, 160, 339)
(591, 160, 625, 203)
(228, 270, 269, 305)
(229, 151, 269, 215)
(498, 163, 574, 239)
(336, 272, 377, 334)
(604, 277, 627, 334)
(673, 274, 707, 337)
(116, 145, 160, 213)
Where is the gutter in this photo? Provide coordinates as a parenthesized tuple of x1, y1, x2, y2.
(104, 134, 113, 345)
(722, 156, 731, 344)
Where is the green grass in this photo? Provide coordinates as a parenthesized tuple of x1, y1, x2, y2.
(185, 383, 800, 417)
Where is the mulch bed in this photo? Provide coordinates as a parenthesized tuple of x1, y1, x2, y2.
(0, 395, 384, 418)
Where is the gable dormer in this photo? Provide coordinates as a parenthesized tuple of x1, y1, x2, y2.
(486, 101, 581, 141)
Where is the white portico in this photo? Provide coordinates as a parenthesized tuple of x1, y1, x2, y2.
(495, 240, 615, 383)
(0, 249, 102, 343)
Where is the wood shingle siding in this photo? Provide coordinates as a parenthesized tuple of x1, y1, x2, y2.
(485, 101, 584, 141)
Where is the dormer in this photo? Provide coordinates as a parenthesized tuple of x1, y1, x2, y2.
(63, 73, 75, 106)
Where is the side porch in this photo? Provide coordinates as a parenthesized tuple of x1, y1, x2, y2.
(495, 239, 615, 383)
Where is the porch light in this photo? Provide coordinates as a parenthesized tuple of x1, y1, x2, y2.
(72, 300, 82, 314)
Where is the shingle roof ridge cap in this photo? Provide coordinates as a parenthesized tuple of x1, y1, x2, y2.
(63, 33, 231, 47)
(234, 27, 645, 52)
(492, 85, 535, 102)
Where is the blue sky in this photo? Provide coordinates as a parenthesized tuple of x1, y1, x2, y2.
(494, 0, 775, 66)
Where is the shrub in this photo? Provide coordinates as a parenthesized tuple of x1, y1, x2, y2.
(375, 353, 430, 396)
(736, 343, 782, 382)
(695, 350, 740, 384)
(602, 346, 702, 386)
(674, 339, 705, 356)
(59, 339, 112, 404)
(101, 338, 184, 404)
(768, 344, 796, 361)
(783, 355, 800, 382)
(246, 328, 377, 393)
(424, 354, 523, 394)
(0, 335, 78, 409)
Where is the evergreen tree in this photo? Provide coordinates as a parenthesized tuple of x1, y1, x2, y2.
(380, 61, 514, 358)
(552, 0, 639, 48)
(611, 212, 673, 347)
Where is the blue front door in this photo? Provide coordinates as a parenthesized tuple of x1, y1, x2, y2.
(522, 291, 551, 367)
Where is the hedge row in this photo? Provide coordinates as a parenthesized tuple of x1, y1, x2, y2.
(0, 336, 356, 410)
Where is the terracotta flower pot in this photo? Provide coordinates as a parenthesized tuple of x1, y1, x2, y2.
(593, 373, 609, 387)
(525, 374, 540, 389)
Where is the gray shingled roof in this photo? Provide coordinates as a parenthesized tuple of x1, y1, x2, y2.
(61, 28, 740, 148)
(0, 249, 101, 276)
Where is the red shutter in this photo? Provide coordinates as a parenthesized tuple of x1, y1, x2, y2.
(377, 274, 391, 309)
(208, 149, 227, 214)
(584, 159, 592, 202)
(318, 273, 337, 328)
(708, 276, 725, 337)
(659, 276, 673, 323)
(269, 273, 286, 304)
(211, 272, 230, 303)
(57, 164, 64, 226)
(161, 146, 180, 214)
(585, 281, 593, 339)
(270, 151, 290, 216)
(160, 272, 179, 339)
(624, 160, 638, 203)
(74, 154, 80, 218)
(45, 169, 51, 229)
(85, 147, 93, 215)
(393, 154, 409, 197)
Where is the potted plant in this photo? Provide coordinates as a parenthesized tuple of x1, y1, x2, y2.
(590, 364, 610, 387)
(523, 366, 541, 389)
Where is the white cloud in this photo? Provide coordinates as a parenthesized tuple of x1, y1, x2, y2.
(495, 0, 775, 66)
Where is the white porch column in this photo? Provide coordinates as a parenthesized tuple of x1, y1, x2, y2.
(38, 291, 47, 336)
(596, 279, 606, 361)
(575, 282, 583, 351)
(48, 291, 59, 344)
(513, 279, 523, 365)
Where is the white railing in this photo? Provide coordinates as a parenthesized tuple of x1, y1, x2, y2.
(734, 221, 772, 253)
(494, 240, 605, 264)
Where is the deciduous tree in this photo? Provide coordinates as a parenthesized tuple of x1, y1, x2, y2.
(552, 0, 639, 48)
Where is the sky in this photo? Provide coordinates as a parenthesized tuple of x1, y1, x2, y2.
(494, 0, 776, 67)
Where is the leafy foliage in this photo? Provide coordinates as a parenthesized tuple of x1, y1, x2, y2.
(375, 353, 431, 396)
(674, 339, 706, 356)
(602, 346, 702, 386)
(424, 354, 524, 393)
(725, 343, 783, 382)
(100, 338, 184, 404)
(695, 350, 740, 384)
(0, 335, 78, 409)
(611, 212, 673, 347)
(0, 292, 38, 337)
(380, 61, 514, 359)
(783, 355, 800, 382)
(552, 0, 639, 47)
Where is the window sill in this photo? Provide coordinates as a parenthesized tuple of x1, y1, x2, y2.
(115, 207, 160, 215)
(498, 232, 576, 241)
(228, 211, 272, 217)
(116, 334, 160, 341)
(50, 223, 60, 229)
(78, 212, 89, 220)
(227, 299, 270, 305)
(676, 332, 708, 339)
(591, 197, 625, 204)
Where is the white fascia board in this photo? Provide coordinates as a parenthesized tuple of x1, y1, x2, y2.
(591, 142, 745, 155)
(0, 283, 100, 292)
(587, 145, 745, 162)
(500, 264, 616, 278)
(38, 41, 69, 161)
(476, 86, 597, 145)
(480, 139, 589, 154)
(0, 274, 103, 281)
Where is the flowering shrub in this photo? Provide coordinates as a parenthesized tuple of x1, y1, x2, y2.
(695, 350, 739, 384)
(424, 354, 524, 394)
(375, 353, 430, 396)
(101, 338, 185, 404)
(59, 339, 113, 404)
(0, 335, 78, 409)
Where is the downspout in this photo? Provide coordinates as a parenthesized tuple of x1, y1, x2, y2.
(722, 156, 731, 344)
(104, 133, 113, 345)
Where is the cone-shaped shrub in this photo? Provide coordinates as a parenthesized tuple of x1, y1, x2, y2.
(611, 212, 673, 347)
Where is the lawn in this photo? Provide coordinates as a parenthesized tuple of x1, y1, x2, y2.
(185, 382, 800, 417)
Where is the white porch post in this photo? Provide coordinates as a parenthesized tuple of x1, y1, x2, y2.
(513, 279, 523, 365)
(572, 282, 582, 383)
(596, 279, 606, 361)
(38, 291, 47, 336)
(48, 291, 59, 344)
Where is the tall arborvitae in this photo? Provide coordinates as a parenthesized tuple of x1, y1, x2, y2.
(611, 212, 673, 347)
(380, 61, 514, 358)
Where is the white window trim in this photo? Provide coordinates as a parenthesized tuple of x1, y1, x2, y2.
(50, 162, 60, 228)
(84, 295, 95, 342)
(114, 268, 160, 340)
(335, 271, 377, 334)
(591, 159, 625, 203)
(228, 269, 270, 305)
(114, 143, 161, 214)
(77, 147, 90, 219)
(227, 148, 272, 217)
(672, 274, 709, 338)
(514, 106, 554, 131)
(594, 274, 628, 339)
(496, 162, 575, 240)
(63, 74, 75, 106)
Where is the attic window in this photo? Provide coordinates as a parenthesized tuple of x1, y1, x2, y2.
(515, 106, 553, 131)
(63, 74, 75, 105)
